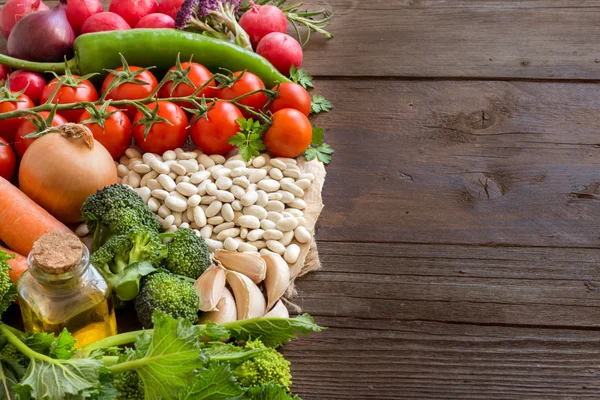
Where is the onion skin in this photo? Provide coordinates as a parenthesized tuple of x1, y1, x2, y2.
(7, 2, 75, 62)
(19, 124, 117, 224)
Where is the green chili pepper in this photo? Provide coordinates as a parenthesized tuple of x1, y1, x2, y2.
(0, 29, 289, 87)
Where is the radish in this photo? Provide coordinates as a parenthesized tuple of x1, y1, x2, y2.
(256, 32, 303, 76)
(136, 13, 175, 29)
(0, 0, 49, 39)
(239, 2, 287, 48)
(66, 0, 104, 35)
(8, 71, 45, 104)
(157, 0, 184, 19)
(109, 0, 157, 28)
(80, 11, 131, 34)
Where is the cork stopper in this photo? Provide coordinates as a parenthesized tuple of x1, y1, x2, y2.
(31, 232, 83, 275)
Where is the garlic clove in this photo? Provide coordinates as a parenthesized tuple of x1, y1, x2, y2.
(226, 270, 266, 320)
(262, 252, 291, 312)
(214, 249, 267, 283)
(264, 300, 289, 318)
(195, 264, 226, 312)
(200, 287, 237, 324)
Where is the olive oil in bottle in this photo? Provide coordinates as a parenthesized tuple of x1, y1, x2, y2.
(18, 232, 117, 348)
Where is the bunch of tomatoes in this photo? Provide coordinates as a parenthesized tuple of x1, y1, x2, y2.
(0, 60, 313, 182)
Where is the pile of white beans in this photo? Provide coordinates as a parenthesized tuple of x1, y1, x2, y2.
(114, 147, 314, 265)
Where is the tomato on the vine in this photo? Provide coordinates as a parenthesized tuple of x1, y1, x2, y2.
(263, 108, 312, 158)
(217, 71, 267, 118)
(0, 137, 16, 180)
(40, 76, 99, 122)
(159, 62, 215, 108)
(78, 106, 132, 159)
(0, 92, 34, 143)
(14, 112, 68, 157)
(102, 67, 159, 120)
(190, 101, 243, 155)
(268, 82, 311, 116)
(132, 101, 188, 154)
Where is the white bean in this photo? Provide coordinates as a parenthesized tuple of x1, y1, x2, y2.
(162, 215, 175, 229)
(247, 229, 265, 241)
(270, 158, 287, 170)
(180, 222, 190, 229)
(216, 190, 235, 203)
(248, 169, 267, 183)
(263, 229, 283, 240)
(258, 179, 280, 192)
(268, 192, 283, 201)
(280, 230, 294, 246)
(280, 177, 295, 185)
(267, 211, 283, 222)
(186, 207, 194, 222)
(127, 171, 141, 188)
(289, 198, 307, 209)
(296, 217, 307, 227)
(241, 190, 258, 207)
(209, 154, 226, 164)
(175, 182, 196, 197)
(119, 155, 130, 166)
(230, 185, 246, 200)
(146, 179, 161, 191)
(75, 223, 89, 237)
(256, 190, 269, 207)
(205, 201, 222, 218)
(180, 159, 199, 174)
(121, 177, 129, 186)
(231, 200, 243, 211)
(269, 168, 283, 180)
(176, 149, 197, 160)
(150, 160, 170, 174)
(200, 195, 217, 205)
(208, 216, 224, 225)
(193, 206, 207, 227)
(205, 182, 218, 196)
(276, 217, 298, 232)
(126, 148, 142, 159)
(277, 190, 294, 204)
(238, 215, 260, 229)
(140, 170, 158, 187)
(200, 225, 213, 238)
(165, 196, 188, 212)
(165, 225, 178, 233)
(283, 169, 301, 179)
(230, 167, 248, 178)
(187, 195, 201, 207)
(147, 197, 161, 212)
(158, 204, 171, 218)
(232, 176, 250, 188)
(294, 226, 311, 243)
(173, 212, 182, 226)
(132, 163, 151, 174)
(214, 222, 235, 234)
(117, 165, 129, 178)
(134, 187, 151, 203)
(240, 227, 248, 239)
(170, 163, 187, 176)
(152, 189, 169, 201)
(189, 171, 209, 185)
(266, 240, 286, 255)
(281, 212, 293, 219)
(212, 168, 231, 180)
(162, 150, 176, 161)
(252, 155, 267, 168)
(281, 182, 304, 197)
(205, 238, 223, 251)
(243, 205, 268, 220)
(284, 244, 300, 264)
(216, 176, 233, 190)
(295, 178, 311, 190)
(261, 219, 276, 230)
(198, 154, 215, 168)
(142, 153, 157, 164)
(265, 200, 285, 212)
(168, 172, 178, 180)
(217, 228, 240, 241)
(224, 160, 246, 170)
(238, 242, 258, 252)
(158, 174, 176, 191)
(197, 180, 210, 196)
(247, 240, 266, 250)
(224, 237, 239, 251)
(222, 203, 235, 222)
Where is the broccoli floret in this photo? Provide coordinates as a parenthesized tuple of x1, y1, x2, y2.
(0, 343, 29, 369)
(91, 228, 167, 302)
(82, 184, 160, 251)
(134, 272, 199, 328)
(114, 370, 145, 400)
(0, 250, 16, 318)
(235, 339, 292, 391)
(164, 228, 211, 279)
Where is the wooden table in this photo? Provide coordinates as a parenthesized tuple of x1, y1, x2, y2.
(4, 1, 600, 398)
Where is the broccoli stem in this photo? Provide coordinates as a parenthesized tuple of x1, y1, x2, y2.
(80, 330, 146, 356)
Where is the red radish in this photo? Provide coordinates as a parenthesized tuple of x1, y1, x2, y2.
(135, 13, 174, 29)
(256, 32, 303, 75)
(157, 0, 184, 19)
(9, 71, 45, 104)
(109, 0, 157, 28)
(0, 65, 9, 85)
(66, 0, 103, 35)
(239, 2, 287, 48)
(80, 11, 130, 33)
(0, 0, 49, 39)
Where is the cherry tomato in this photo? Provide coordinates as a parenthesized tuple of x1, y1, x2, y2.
(0, 137, 16, 180)
(159, 62, 216, 109)
(268, 82, 311, 116)
(190, 101, 243, 155)
(217, 71, 267, 118)
(78, 106, 132, 159)
(102, 67, 159, 120)
(263, 108, 312, 158)
(132, 101, 188, 154)
(0, 92, 34, 143)
(15, 112, 68, 157)
(40, 76, 99, 122)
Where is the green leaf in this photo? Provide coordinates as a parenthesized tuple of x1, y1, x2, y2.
(13, 356, 103, 399)
(304, 127, 334, 164)
(0, 357, 26, 400)
(289, 66, 314, 89)
(201, 343, 267, 366)
(310, 94, 332, 114)
(310, 126, 324, 146)
(228, 118, 267, 162)
(177, 363, 244, 400)
(220, 314, 326, 348)
(243, 382, 301, 400)
(198, 322, 230, 342)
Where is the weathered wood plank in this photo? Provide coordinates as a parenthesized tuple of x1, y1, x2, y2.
(314, 78, 600, 247)
(286, 242, 600, 398)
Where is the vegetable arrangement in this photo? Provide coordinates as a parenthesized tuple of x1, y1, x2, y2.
(0, 0, 335, 396)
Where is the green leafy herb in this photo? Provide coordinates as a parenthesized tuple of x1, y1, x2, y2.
(289, 66, 314, 89)
(177, 363, 244, 400)
(244, 382, 302, 400)
(304, 127, 334, 164)
(23, 329, 76, 360)
(310, 94, 332, 114)
(228, 118, 266, 162)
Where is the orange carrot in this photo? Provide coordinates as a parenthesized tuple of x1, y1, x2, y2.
(0, 177, 71, 256)
(0, 245, 28, 284)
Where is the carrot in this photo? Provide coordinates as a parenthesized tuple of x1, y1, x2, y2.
(0, 177, 71, 256)
(0, 245, 28, 284)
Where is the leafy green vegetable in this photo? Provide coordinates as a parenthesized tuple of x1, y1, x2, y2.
(310, 94, 332, 114)
(0, 251, 16, 320)
(289, 66, 314, 89)
(244, 382, 302, 400)
(228, 118, 267, 162)
(22, 329, 76, 360)
(177, 363, 244, 400)
(303, 127, 334, 165)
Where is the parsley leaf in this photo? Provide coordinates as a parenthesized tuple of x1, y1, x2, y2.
(310, 94, 332, 114)
(304, 127, 334, 165)
(289, 66, 314, 89)
(228, 118, 266, 162)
